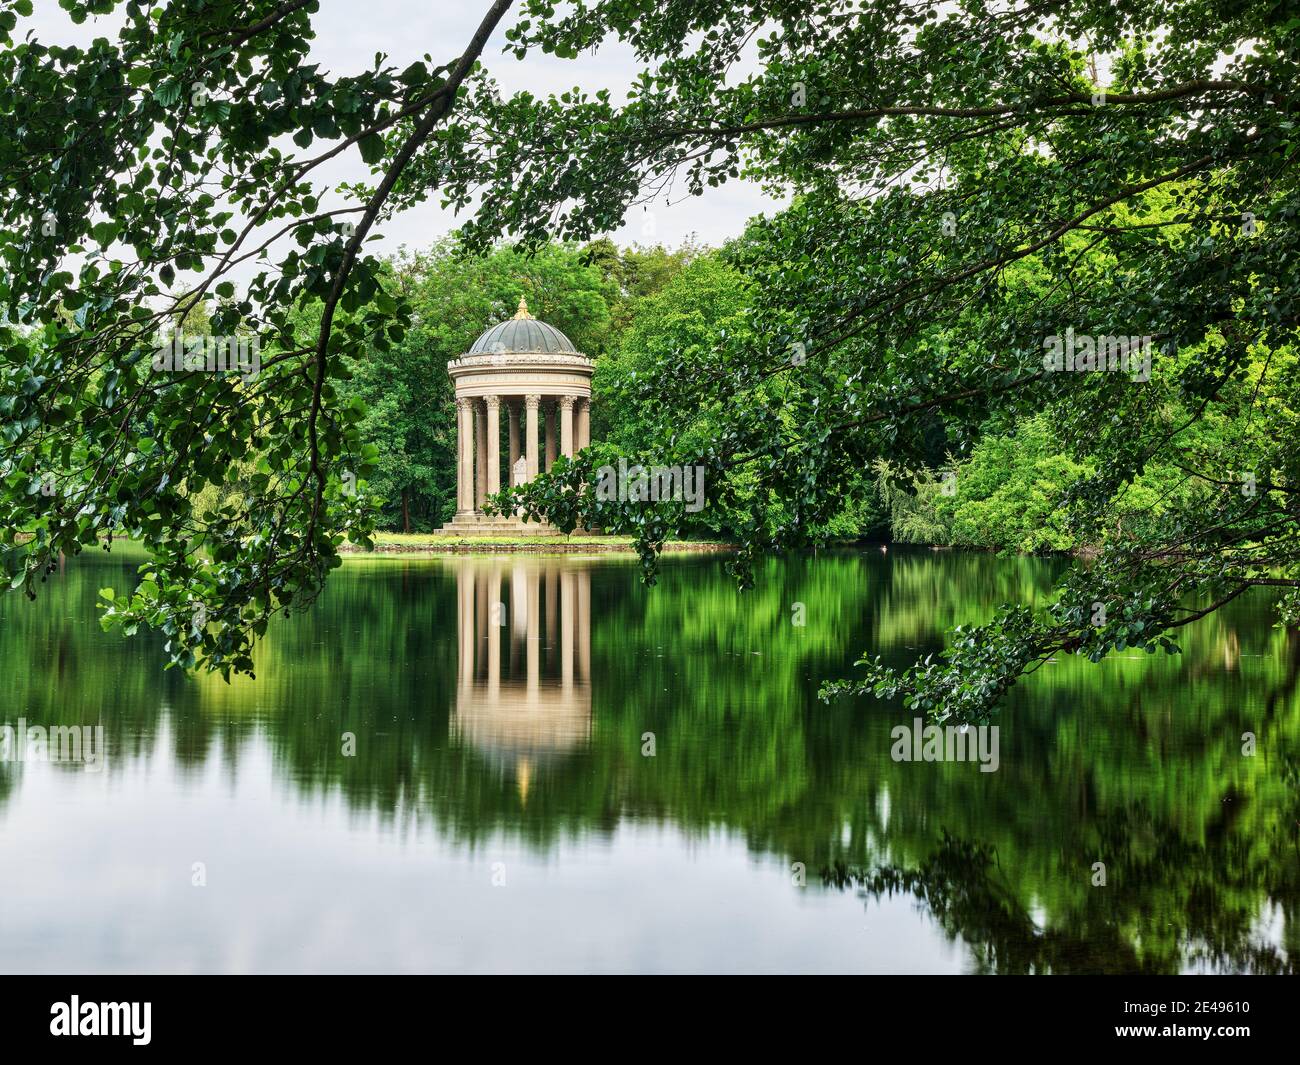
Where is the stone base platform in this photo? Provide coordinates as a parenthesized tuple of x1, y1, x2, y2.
(439, 514, 566, 537)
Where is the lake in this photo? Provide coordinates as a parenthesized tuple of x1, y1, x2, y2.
(1, 547, 1296, 973)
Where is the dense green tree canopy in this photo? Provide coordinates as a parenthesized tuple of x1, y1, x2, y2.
(496, 0, 1300, 720)
(1, 0, 519, 674)
(1, 0, 1297, 718)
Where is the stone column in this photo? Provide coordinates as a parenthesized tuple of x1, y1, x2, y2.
(475, 567, 487, 679)
(509, 562, 525, 675)
(485, 395, 501, 504)
(525, 395, 540, 480)
(507, 401, 520, 474)
(575, 398, 590, 453)
(474, 399, 488, 512)
(456, 397, 474, 515)
(577, 568, 590, 685)
(526, 565, 540, 692)
(561, 569, 575, 690)
(559, 395, 575, 458)
(544, 401, 557, 471)
(510, 563, 528, 638)
(545, 567, 558, 668)
(457, 561, 474, 686)
(487, 564, 501, 698)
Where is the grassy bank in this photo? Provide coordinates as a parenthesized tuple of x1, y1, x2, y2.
(342, 532, 735, 554)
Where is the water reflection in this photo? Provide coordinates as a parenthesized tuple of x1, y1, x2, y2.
(452, 560, 591, 792)
(0, 548, 1295, 973)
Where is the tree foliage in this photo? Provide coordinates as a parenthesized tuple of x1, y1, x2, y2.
(2, 0, 1297, 715)
(494, 0, 1300, 719)
(0, 0, 516, 675)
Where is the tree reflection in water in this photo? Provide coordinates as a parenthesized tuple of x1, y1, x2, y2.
(1, 547, 1296, 973)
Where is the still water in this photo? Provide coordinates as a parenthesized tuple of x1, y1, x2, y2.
(1, 548, 1296, 974)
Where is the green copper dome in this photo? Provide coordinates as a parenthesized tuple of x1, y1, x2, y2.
(468, 297, 578, 354)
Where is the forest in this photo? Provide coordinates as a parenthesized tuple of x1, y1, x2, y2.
(307, 225, 1264, 565)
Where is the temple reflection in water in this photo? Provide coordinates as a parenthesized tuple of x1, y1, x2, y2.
(451, 558, 592, 796)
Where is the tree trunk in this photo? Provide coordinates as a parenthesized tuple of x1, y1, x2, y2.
(402, 489, 411, 534)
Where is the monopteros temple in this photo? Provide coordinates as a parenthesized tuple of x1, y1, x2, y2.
(440, 297, 593, 535)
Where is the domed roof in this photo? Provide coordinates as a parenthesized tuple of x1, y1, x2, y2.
(468, 297, 578, 354)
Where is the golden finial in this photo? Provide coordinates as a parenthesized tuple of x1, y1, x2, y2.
(512, 295, 533, 320)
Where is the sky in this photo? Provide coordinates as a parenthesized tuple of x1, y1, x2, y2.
(24, 0, 780, 261)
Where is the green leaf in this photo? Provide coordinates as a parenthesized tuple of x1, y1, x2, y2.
(358, 133, 384, 165)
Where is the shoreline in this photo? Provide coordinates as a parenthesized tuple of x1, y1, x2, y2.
(341, 535, 735, 555)
(14, 532, 1086, 559)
